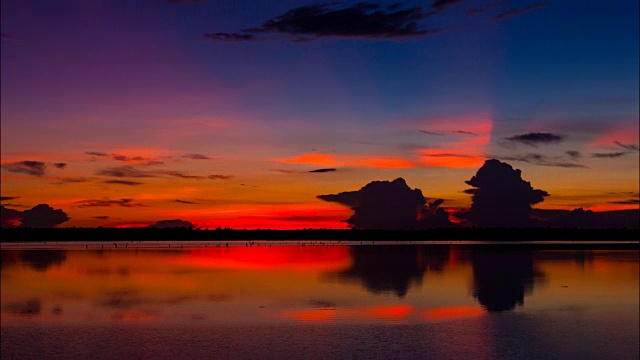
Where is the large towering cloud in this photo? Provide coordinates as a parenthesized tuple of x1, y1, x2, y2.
(317, 178, 449, 229)
(20, 204, 70, 228)
(460, 159, 548, 227)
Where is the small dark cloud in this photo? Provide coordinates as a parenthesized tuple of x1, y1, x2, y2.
(86, 151, 108, 157)
(103, 180, 144, 186)
(97, 166, 157, 178)
(53, 163, 67, 169)
(432, 0, 464, 11)
(205, 3, 441, 42)
(183, 153, 213, 160)
(163, 171, 206, 179)
(3, 161, 47, 176)
(494, 3, 546, 20)
(591, 152, 628, 158)
(75, 198, 146, 208)
(1, 196, 20, 202)
(21, 204, 70, 228)
(565, 150, 582, 160)
(92, 216, 112, 220)
(459, 159, 548, 227)
(453, 130, 476, 135)
(309, 168, 337, 173)
(504, 132, 565, 147)
(615, 142, 640, 151)
(208, 175, 233, 180)
(175, 199, 200, 205)
(149, 219, 194, 228)
(419, 130, 444, 136)
(499, 154, 587, 168)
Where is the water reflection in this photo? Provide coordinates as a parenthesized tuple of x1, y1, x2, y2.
(471, 250, 542, 312)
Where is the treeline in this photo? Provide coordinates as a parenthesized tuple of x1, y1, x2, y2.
(1, 227, 638, 242)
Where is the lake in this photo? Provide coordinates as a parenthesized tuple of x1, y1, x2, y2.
(1, 242, 638, 359)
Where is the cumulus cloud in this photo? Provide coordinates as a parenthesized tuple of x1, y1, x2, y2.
(318, 178, 450, 229)
(149, 219, 194, 228)
(459, 159, 548, 227)
(204, 2, 443, 42)
(494, 3, 546, 19)
(503, 132, 565, 147)
(3, 161, 47, 176)
(20, 204, 70, 228)
(75, 198, 146, 208)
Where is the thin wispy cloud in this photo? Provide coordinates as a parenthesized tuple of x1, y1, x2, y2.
(499, 153, 587, 168)
(75, 198, 146, 208)
(182, 153, 213, 160)
(103, 180, 144, 186)
(591, 152, 629, 158)
(504, 132, 565, 147)
(2, 161, 47, 177)
(494, 3, 546, 19)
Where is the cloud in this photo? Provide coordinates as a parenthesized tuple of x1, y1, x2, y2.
(92, 216, 112, 220)
(615, 142, 640, 151)
(565, 150, 582, 160)
(175, 199, 200, 205)
(103, 180, 144, 186)
(431, 0, 464, 11)
(85, 151, 108, 157)
(498, 153, 587, 168)
(494, 3, 546, 19)
(2, 161, 47, 176)
(183, 154, 213, 160)
(591, 152, 628, 158)
(97, 166, 157, 178)
(503, 132, 565, 147)
(309, 168, 337, 173)
(207, 175, 233, 180)
(75, 198, 146, 208)
(53, 163, 67, 169)
(149, 219, 194, 228)
(609, 199, 640, 205)
(204, 3, 443, 42)
(1, 196, 20, 202)
(20, 204, 70, 228)
(459, 159, 549, 227)
(1, 205, 23, 228)
(318, 178, 450, 229)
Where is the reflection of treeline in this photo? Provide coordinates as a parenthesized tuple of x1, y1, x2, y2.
(1, 227, 638, 243)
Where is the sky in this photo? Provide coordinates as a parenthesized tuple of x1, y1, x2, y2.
(1, 0, 639, 228)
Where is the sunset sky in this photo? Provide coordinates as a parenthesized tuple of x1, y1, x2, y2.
(1, 0, 638, 228)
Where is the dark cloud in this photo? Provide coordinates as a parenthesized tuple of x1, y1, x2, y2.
(498, 153, 587, 168)
(1, 196, 20, 202)
(318, 178, 450, 229)
(57, 177, 90, 184)
(3, 161, 47, 176)
(419, 130, 444, 135)
(591, 152, 628, 158)
(565, 150, 582, 160)
(92, 216, 112, 220)
(504, 132, 565, 147)
(615, 142, 640, 151)
(205, 3, 442, 42)
(163, 171, 206, 179)
(208, 175, 233, 180)
(609, 199, 640, 205)
(183, 153, 213, 160)
(453, 130, 476, 135)
(75, 198, 145, 208)
(309, 168, 337, 173)
(1, 206, 23, 228)
(460, 159, 549, 227)
(53, 163, 67, 169)
(97, 166, 157, 178)
(103, 180, 143, 186)
(175, 199, 200, 205)
(494, 3, 546, 19)
(149, 219, 194, 228)
(431, 0, 464, 11)
(86, 151, 108, 157)
(20, 204, 70, 228)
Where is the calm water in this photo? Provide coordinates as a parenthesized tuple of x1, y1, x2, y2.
(1, 243, 638, 359)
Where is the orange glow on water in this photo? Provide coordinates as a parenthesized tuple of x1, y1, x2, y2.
(282, 305, 414, 322)
(283, 309, 336, 322)
(177, 245, 351, 271)
(423, 306, 486, 321)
